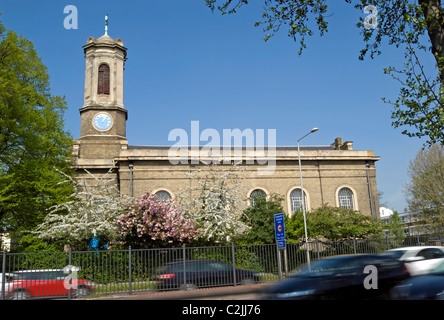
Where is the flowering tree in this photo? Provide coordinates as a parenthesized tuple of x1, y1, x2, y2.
(35, 169, 129, 247)
(116, 192, 201, 248)
(405, 143, 444, 234)
(177, 163, 250, 243)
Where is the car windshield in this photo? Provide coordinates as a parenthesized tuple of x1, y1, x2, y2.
(381, 250, 407, 259)
(13, 271, 66, 280)
(160, 261, 211, 273)
(291, 257, 361, 277)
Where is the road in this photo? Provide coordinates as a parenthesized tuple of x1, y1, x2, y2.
(196, 292, 261, 300)
(90, 283, 269, 300)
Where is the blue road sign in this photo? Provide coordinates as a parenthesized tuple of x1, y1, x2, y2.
(274, 213, 286, 249)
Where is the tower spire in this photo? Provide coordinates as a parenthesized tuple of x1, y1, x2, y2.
(104, 14, 109, 36)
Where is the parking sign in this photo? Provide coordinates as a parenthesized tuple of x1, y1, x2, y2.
(274, 213, 286, 249)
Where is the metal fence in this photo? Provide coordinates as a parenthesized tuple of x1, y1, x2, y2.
(1, 234, 443, 300)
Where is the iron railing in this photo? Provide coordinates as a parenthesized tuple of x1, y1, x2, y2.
(1, 235, 443, 299)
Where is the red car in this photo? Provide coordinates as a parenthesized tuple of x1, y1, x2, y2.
(5, 269, 94, 300)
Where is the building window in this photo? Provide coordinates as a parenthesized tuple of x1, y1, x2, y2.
(155, 190, 172, 201)
(249, 189, 266, 206)
(98, 64, 110, 95)
(338, 187, 355, 209)
(290, 188, 307, 214)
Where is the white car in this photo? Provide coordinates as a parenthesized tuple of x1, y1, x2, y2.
(386, 246, 444, 276)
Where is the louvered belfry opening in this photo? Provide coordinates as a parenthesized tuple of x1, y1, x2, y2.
(98, 64, 110, 95)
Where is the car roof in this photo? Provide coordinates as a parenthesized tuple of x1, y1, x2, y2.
(309, 254, 392, 265)
(388, 246, 444, 251)
(13, 269, 65, 273)
(321, 254, 383, 260)
(0, 273, 15, 277)
(166, 259, 217, 265)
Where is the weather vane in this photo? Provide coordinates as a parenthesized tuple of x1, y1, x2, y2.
(104, 14, 109, 36)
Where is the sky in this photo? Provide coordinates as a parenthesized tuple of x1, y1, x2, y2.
(0, 0, 435, 212)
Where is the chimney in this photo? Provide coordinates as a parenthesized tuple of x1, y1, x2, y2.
(332, 137, 343, 150)
(341, 141, 353, 150)
(332, 137, 353, 150)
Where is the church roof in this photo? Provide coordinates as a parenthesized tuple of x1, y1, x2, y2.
(126, 145, 335, 151)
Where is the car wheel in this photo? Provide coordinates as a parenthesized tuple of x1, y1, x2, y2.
(180, 283, 197, 291)
(74, 286, 90, 298)
(10, 290, 29, 300)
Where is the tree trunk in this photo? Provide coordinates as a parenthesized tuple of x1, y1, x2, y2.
(419, 0, 444, 81)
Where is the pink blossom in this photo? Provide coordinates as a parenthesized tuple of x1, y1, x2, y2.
(116, 192, 202, 244)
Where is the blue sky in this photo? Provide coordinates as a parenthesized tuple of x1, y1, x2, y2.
(0, 1, 434, 212)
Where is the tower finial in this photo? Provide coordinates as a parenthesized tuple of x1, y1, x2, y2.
(104, 14, 109, 36)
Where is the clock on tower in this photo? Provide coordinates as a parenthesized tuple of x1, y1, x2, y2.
(76, 16, 128, 161)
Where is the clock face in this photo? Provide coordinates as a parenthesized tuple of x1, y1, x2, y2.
(93, 112, 113, 131)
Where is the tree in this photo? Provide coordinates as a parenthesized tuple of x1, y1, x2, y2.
(13, 233, 64, 253)
(177, 163, 250, 243)
(35, 169, 129, 248)
(287, 205, 384, 241)
(0, 18, 73, 233)
(240, 194, 285, 244)
(116, 192, 201, 248)
(405, 143, 444, 234)
(385, 211, 406, 238)
(205, 0, 444, 146)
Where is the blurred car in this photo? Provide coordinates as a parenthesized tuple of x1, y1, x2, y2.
(0, 273, 15, 299)
(384, 246, 444, 276)
(156, 259, 260, 291)
(6, 269, 94, 300)
(262, 254, 409, 300)
(390, 259, 444, 300)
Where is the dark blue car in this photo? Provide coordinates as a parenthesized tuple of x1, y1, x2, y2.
(262, 254, 409, 300)
(391, 260, 444, 300)
(156, 259, 260, 291)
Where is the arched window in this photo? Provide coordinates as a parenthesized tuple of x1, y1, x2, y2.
(98, 64, 110, 95)
(338, 187, 355, 209)
(290, 188, 307, 214)
(249, 189, 266, 206)
(155, 190, 172, 201)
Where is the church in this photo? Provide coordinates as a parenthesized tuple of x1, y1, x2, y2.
(71, 28, 381, 219)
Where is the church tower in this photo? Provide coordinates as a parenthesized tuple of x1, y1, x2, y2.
(74, 16, 128, 166)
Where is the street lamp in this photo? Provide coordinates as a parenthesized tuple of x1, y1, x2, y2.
(297, 127, 318, 271)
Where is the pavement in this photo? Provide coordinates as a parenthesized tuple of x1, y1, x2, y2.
(87, 283, 270, 300)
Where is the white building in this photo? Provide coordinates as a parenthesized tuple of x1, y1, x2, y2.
(380, 207, 394, 221)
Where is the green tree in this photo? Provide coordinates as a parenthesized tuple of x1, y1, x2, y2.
(13, 233, 64, 253)
(205, 0, 444, 146)
(287, 205, 384, 241)
(405, 143, 444, 234)
(385, 211, 406, 238)
(0, 18, 73, 234)
(240, 194, 285, 244)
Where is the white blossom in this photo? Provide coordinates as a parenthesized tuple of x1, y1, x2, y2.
(176, 162, 250, 242)
(35, 168, 131, 243)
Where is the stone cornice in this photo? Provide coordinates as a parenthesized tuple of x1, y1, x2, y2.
(113, 145, 380, 162)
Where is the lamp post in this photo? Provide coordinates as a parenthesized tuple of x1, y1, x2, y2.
(297, 127, 318, 271)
